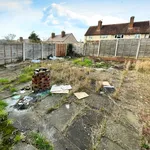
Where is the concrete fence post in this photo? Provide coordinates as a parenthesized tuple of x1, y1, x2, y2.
(41, 43, 43, 59)
(136, 39, 141, 59)
(115, 39, 119, 56)
(97, 40, 101, 56)
(23, 42, 26, 61)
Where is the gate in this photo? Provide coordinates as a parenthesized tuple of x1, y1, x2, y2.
(56, 44, 67, 57)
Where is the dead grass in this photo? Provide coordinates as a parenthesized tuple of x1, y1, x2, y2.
(41, 61, 92, 92)
(135, 60, 150, 72)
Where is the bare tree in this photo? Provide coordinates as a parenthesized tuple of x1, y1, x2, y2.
(4, 34, 16, 41)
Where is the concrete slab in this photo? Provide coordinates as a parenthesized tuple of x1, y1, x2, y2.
(85, 94, 114, 113)
(97, 137, 125, 150)
(66, 109, 104, 150)
(46, 102, 84, 132)
(40, 126, 80, 150)
(12, 143, 36, 150)
(105, 119, 140, 150)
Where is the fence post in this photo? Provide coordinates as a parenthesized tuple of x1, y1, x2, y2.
(136, 39, 141, 59)
(41, 43, 43, 59)
(23, 42, 26, 61)
(115, 39, 119, 56)
(97, 40, 101, 56)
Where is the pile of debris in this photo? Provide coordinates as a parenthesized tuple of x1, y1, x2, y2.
(32, 68, 50, 92)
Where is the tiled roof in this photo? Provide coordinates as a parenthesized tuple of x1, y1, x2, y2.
(85, 21, 150, 36)
(47, 34, 71, 42)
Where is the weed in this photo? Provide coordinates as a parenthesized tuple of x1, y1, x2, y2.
(17, 63, 41, 83)
(73, 57, 93, 67)
(141, 143, 149, 149)
(0, 78, 10, 84)
(94, 62, 111, 68)
(0, 101, 8, 109)
(112, 70, 128, 100)
(9, 87, 17, 93)
(18, 74, 32, 83)
(14, 134, 23, 143)
(135, 60, 150, 72)
(30, 132, 54, 150)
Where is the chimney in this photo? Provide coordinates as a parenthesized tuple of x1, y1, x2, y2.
(128, 16, 135, 29)
(97, 20, 102, 31)
(61, 31, 65, 37)
(20, 37, 23, 42)
(51, 33, 55, 38)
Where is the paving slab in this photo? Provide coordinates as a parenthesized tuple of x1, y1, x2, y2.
(85, 94, 114, 113)
(40, 126, 80, 150)
(12, 143, 37, 150)
(46, 102, 84, 132)
(97, 137, 125, 150)
(66, 109, 104, 150)
(105, 119, 140, 150)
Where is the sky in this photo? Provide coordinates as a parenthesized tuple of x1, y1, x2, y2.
(0, 0, 150, 41)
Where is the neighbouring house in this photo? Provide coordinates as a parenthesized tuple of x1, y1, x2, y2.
(47, 31, 78, 44)
(85, 16, 150, 42)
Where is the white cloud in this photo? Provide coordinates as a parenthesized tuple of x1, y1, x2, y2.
(0, 0, 32, 11)
(0, 0, 43, 39)
(42, 3, 128, 40)
(45, 3, 127, 27)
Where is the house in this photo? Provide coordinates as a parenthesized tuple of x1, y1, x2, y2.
(47, 31, 78, 44)
(85, 16, 150, 42)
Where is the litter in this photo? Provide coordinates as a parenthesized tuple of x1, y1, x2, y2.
(74, 92, 89, 99)
(12, 95, 21, 100)
(31, 60, 40, 63)
(65, 104, 70, 109)
(48, 56, 64, 60)
(102, 81, 111, 86)
(20, 90, 26, 94)
(50, 85, 72, 94)
(101, 81, 115, 94)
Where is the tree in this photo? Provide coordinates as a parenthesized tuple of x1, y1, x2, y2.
(4, 34, 16, 41)
(28, 31, 41, 43)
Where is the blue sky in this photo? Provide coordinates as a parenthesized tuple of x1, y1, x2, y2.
(0, 0, 150, 41)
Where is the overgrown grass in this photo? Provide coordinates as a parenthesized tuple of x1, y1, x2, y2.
(73, 57, 93, 67)
(95, 62, 111, 69)
(30, 132, 54, 150)
(0, 78, 10, 84)
(135, 60, 150, 72)
(18, 63, 41, 83)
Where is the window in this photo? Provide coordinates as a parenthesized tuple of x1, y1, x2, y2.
(135, 34, 140, 38)
(115, 34, 124, 38)
(89, 36, 92, 40)
(100, 35, 108, 38)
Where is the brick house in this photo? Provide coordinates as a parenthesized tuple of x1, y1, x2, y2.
(85, 16, 150, 42)
(47, 31, 78, 44)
